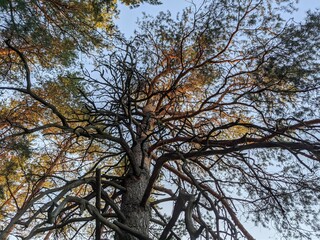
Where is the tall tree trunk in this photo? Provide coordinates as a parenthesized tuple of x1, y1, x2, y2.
(120, 169, 150, 239)
(117, 140, 151, 240)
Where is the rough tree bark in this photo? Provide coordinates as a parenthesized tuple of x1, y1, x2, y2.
(120, 169, 150, 239)
(117, 141, 151, 239)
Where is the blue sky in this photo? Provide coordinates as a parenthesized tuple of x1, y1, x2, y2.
(117, 0, 320, 36)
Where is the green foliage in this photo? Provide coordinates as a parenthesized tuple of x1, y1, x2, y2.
(0, 0, 162, 67)
(121, 0, 161, 7)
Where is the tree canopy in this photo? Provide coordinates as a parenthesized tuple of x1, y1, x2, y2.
(0, 0, 320, 239)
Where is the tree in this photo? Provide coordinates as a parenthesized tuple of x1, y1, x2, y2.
(0, 0, 161, 67)
(0, 0, 320, 239)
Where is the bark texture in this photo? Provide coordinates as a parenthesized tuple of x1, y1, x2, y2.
(120, 169, 150, 239)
